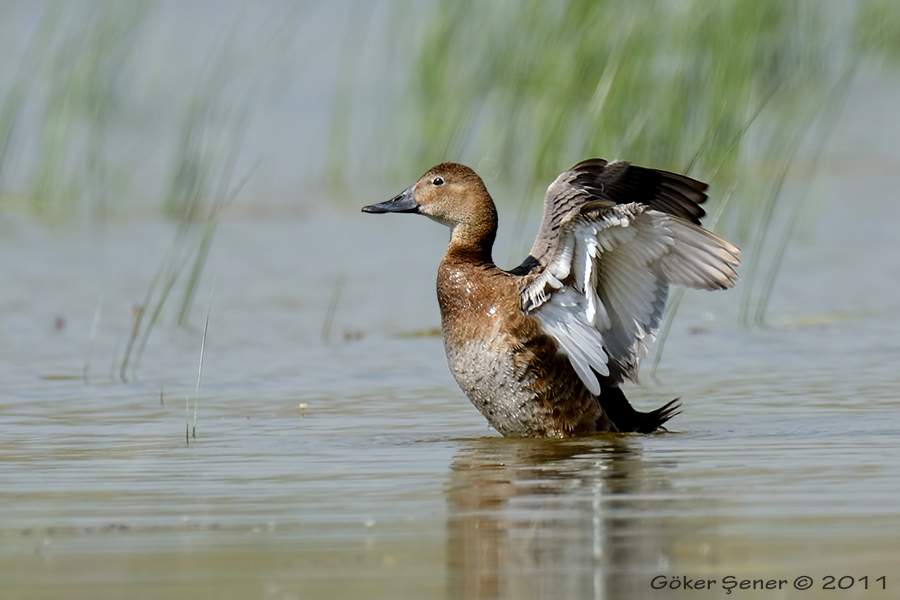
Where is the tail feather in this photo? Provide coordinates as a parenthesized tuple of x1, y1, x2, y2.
(636, 398, 681, 433)
(597, 383, 681, 433)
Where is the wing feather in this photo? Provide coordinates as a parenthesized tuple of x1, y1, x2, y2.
(519, 158, 711, 273)
(522, 203, 739, 391)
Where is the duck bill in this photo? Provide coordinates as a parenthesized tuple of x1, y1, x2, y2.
(362, 185, 418, 214)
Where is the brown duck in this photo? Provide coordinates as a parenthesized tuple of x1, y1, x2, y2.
(363, 159, 739, 437)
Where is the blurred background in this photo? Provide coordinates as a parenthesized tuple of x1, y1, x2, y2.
(3, 1, 900, 598)
(2, 0, 900, 328)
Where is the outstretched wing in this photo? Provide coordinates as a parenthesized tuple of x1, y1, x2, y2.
(521, 202, 739, 395)
(518, 159, 709, 273)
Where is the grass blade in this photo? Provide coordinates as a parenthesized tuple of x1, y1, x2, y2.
(322, 275, 346, 343)
(193, 278, 215, 439)
(83, 294, 103, 384)
(752, 68, 856, 325)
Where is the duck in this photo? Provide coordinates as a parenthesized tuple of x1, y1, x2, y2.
(362, 159, 740, 437)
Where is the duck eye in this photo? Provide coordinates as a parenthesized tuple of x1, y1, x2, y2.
(432, 176, 444, 186)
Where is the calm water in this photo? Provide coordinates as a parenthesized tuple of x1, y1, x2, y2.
(2, 157, 900, 600)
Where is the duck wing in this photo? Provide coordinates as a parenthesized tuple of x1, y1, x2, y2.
(520, 201, 739, 394)
(517, 159, 709, 273)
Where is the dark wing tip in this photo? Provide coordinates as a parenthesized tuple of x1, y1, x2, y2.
(569, 158, 609, 171)
(527, 158, 711, 269)
(565, 160, 710, 225)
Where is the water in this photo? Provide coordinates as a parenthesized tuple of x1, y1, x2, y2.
(3, 151, 900, 599)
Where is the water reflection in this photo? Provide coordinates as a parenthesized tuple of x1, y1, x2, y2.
(446, 437, 679, 599)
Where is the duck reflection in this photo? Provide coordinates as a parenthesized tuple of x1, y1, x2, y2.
(446, 436, 677, 599)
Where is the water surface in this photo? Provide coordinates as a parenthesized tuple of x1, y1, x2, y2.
(3, 161, 900, 599)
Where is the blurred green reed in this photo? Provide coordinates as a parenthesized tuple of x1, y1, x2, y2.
(395, 0, 842, 235)
(855, 0, 900, 60)
(116, 33, 251, 378)
(120, 162, 253, 381)
(2, 0, 900, 377)
(362, 0, 900, 327)
(10, 3, 148, 217)
(0, 3, 255, 378)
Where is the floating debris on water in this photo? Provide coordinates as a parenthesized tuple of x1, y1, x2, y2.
(396, 327, 442, 338)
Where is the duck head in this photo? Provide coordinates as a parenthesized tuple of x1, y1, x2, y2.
(362, 163, 498, 240)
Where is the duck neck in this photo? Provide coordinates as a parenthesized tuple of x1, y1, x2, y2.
(445, 204, 497, 266)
